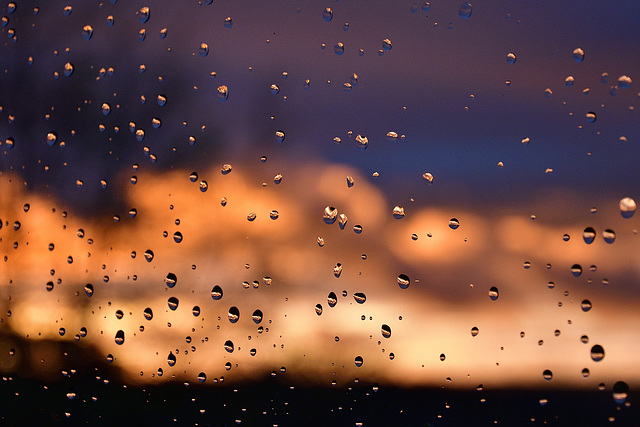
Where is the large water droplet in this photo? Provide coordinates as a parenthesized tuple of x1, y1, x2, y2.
(324, 206, 338, 224)
(165, 273, 177, 288)
(168, 297, 179, 311)
(173, 232, 183, 243)
(382, 39, 392, 51)
(583, 227, 596, 244)
(355, 134, 368, 150)
(144, 250, 154, 262)
(224, 340, 234, 353)
(458, 2, 473, 19)
(82, 25, 93, 40)
(167, 352, 176, 367)
(572, 48, 585, 63)
(355, 356, 364, 367)
(114, 330, 125, 345)
(323, 8, 333, 22)
(217, 85, 229, 101)
(448, 218, 460, 229)
(315, 304, 323, 315)
(333, 263, 343, 278)
(84, 284, 94, 297)
(275, 130, 285, 143)
(613, 381, 629, 404)
(252, 309, 263, 324)
(602, 229, 616, 244)
(392, 206, 405, 219)
(571, 264, 582, 277)
(586, 111, 597, 123)
(327, 292, 338, 307)
(63, 62, 74, 77)
(618, 75, 632, 89)
(199, 43, 209, 57)
(619, 197, 636, 218)
(228, 306, 240, 323)
(137, 7, 150, 23)
(471, 326, 479, 337)
(210, 285, 224, 301)
(581, 300, 592, 312)
(197, 372, 207, 383)
(353, 292, 366, 304)
(506, 52, 517, 64)
(543, 369, 553, 381)
(489, 286, 499, 301)
(381, 324, 392, 338)
(143, 307, 153, 320)
(397, 274, 410, 289)
(334, 42, 345, 55)
(590, 344, 605, 361)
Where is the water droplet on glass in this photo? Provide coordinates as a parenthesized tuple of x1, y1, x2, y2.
(397, 274, 410, 289)
(619, 197, 636, 218)
(199, 43, 209, 57)
(323, 206, 338, 224)
(506, 52, 517, 64)
(82, 25, 93, 40)
(392, 206, 405, 219)
(168, 297, 179, 311)
(269, 210, 279, 220)
(583, 227, 596, 244)
(571, 264, 582, 277)
(381, 39, 392, 51)
(422, 172, 434, 183)
(246, 212, 256, 222)
(458, 2, 473, 19)
(157, 94, 167, 106)
(199, 180, 208, 192)
(315, 304, 323, 315)
(602, 229, 616, 244)
(618, 75, 632, 89)
(440, 353, 446, 361)
(228, 306, 240, 323)
(327, 292, 338, 308)
(84, 284, 94, 297)
(224, 340, 234, 353)
(224, 16, 233, 28)
(160, 28, 167, 39)
(586, 111, 597, 123)
(590, 344, 605, 361)
(581, 300, 592, 312)
(563, 234, 571, 242)
(269, 84, 279, 95)
(334, 42, 345, 55)
(197, 372, 206, 383)
(354, 356, 364, 367)
(448, 218, 460, 229)
(543, 369, 553, 381)
(355, 134, 368, 150)
(137, 7, 150, 23)
(353, 293, 366, 304)
(167, 352, 176, 367)
(381, 324, 391, 338)
(471, 326, 479, 337)
(323, 7, 333, 22)
(211, 285, 223, 300)
(173, 232, 183, 243)
(613, 381, 629, 404)
(143, 307, 153, 320)
(317, 237, 325, 247)
(333, 263, 343, 278)
(216, 85, 229, 101)
(114, 330, 125, 345)
(63, 62, 74, 77)
(489, 286, 499, 301)
(572, 48, 585, 63)
(101, 103, 111, 116)
(580, 335, 589, 344)
(565, 76, 575, 87)
(581, 368, 590, 378)
(192, 306, 200, 317)
(165, 273, 177, 288)
(144, 250, 154, 262)
(275, 130, 285, 143)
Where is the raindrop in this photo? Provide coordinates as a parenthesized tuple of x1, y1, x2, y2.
(602, 229, 616, 244)
(327, 292, 338, 307)
(224, 340, 234, 353)
(63, 62, 74, 77)
(114, 330, 125, 345)
(334, 263, 343, 277)
(392, 206, 405, 219)
(619, 197, 636, 218)
(324, 206, 338, 224)
(397, 274, 410, 289)
(228, 306, 240, 323)
(137, 7, 150, 23)
(581, 300, 592, 312)
(270, 210, 279, 220)
(157, 94, 167, 106)
(354, 356, 364, 367)
(582, 368, 590, 378)
(46, 281, 54, 292)
(572, 48, 585, 63)
(563, 234, 571, 242)
(355, 134, 368, 150)
(613, 381, 629, 404)
(247, 212, 256, 222)
(197, 372, 206, 383)
(440, 354, 446, 361)
(275, 130, 285, 143)
(211, 285, 223, 300)
(192, 306, 200, 317)
(382, 39, 392, 51)
(334, 42, 344, 55)
(168, 297, 179, 311)
(580, 335, 589, 344)
(618, 75, 632, 89)
(252, 309, 263, 324)
(216, 85, 229, 101)
(101, 103, 111, 116)
(489, 286, 499, 301)
(315, 304, 323, 315)
(199, 180, 208, 192)
(144, 250, 154, 262)
(173, 232, 183, 243)
(583, 227, 596, 244)
(543, 370, 553, 381)
(506, 53, 517, 64)
(338, 213, 348, 229)
(82, 25, 93, 40)
(167, 352, 176, 367)
(571, 264, 582, 277)
(449, 218, 460, 229)
(165, 273, 177, 288)
(143, 308, 153, 320)
(199, 43, 209, 57)
(353, 224, 363, 234)
(323, 8, 333, 22)
(269, 84, 279, 95)
(565, 76, 575, 87)
(586, 112, 597, 123)
(59, 327, 65, 336)
(353, 293, 366, 304)
(590, 344, 605, 361)
(458, 2, 473, 19)
(381, 324, 391, 338)
(471, 326, 479, 337)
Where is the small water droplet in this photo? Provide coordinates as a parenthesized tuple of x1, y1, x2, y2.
(269, 84, 280, 95)
(565, 76, 575, 87)
(216, 85, 229, 101)
(392, 206, 405, 219)
(471, 326, 479, 337)
(581, 300, 592, 312)
(382, 39, 392, 51)
(355, 134, 368, 150)
(167, 352, 176, 367)
(168, 297, 179, 311)
(334, 42, 345, 55)
(82, 25, 93, 40)
(252, 309, 263, 324)
(143, 307, 153, 320)
(586, 111, 597, 123)
(397, 274, 410, 289)
(327, 292, 338, 307)
(173, 232, 183, 243)
(84, 284, 94, 297)
(157, 94, 167, 106)
(165, 273, 177, 288)
(583, 227, 596, 244)
(619, 197, 636, 218)
(275, 130, 285, 143)
(333, 263, 343, 278)
(228, 306, 240, 323)
(543, 369, 553, 381)
(198, 43, 209, 57)
(618, 75, 632, 89)
(381, 324, 391, 338)
(489, 286, 499, 301)
(353, 292, 366, 304)
(571, 264, 582, 277)
(590, 344, 605, 361)
(137, 7, 150, 24)
(63, 62, 74, 77)
(324, 206, 338, 224)
(458, 2, 473, 19)
(211, 285, 223, 300)
(448, 218, 460, 229)
(144, 250, 154, 262)
(613, 381, 629, 404)
(563, 234, 571, 242)
(602, 229, 616, 244)
(354, 356, 364, 367)
(224, 340, 234, 353)
(224, 16, 232, 28)
(572, 48, 585, 63)
(422, 172, 434, 183)
(506, 52, 517, 64)
(199, 180, 208, 192)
